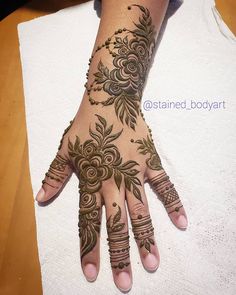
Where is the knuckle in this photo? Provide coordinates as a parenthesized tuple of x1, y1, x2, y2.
(130, 202, 148, 218)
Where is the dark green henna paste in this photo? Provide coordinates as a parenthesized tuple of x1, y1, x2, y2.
(132, 135, 163, 170)
(149, 171, 183, 214)
(107, 203, 130, 269)
(68, 114, 142, 202)
(78, 192, 101, 259)
(67, 115, 142, 261)
(43, 154, 69, 188)
(131, 214, 154, 252)
(42, 120, 74, 188)
(58, 119, 74, 150)
(85, 5, 156, 130)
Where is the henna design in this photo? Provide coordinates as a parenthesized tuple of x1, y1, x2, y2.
(107, 203, 130, 269)
(131, 135, 163, 170)
(68, 114, 142, 202)
(67, 115, 142, 260)
(42, 154, 69, 189)
(58, 119, 74, 150)
(78, 192, 101, 259)
(149, 171, 183, 214)
(131, 214, 154, 252)
(85, 5, 156, 130)
(42, 119, 74, 188)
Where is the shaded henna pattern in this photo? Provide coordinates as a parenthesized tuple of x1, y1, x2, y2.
(131, 214, 154, 252)
(68, 114, 142, 201)
(85, 5, 156, 130)
(149, 171, 183, 214)
(42, 120, 74, 188)
(132, 135, 163, 170)
(78, 192, 101, 259)
(107, 203, 130, 269)
(67, 115, 142, 260)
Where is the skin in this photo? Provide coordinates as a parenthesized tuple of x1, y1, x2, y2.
(36, 0, 188, 292)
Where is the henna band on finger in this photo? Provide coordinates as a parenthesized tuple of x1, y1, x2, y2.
(42, 154, 69, 187)
(107, 203, 130, 270)
(107, 232, 130, 270)
(149, 172, 183, 214)
(131, 214, 154, 252)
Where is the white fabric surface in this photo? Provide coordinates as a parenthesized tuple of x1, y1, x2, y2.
(18, 0, 236, 294)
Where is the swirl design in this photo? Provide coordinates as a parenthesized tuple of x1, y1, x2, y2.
(85, 5, 156, 130)
(68, 114, 142, 259)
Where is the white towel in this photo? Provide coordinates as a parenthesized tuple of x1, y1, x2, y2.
(18, 0, 236, 294)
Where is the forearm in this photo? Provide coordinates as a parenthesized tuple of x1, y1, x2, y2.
(78, 0, 169, 129)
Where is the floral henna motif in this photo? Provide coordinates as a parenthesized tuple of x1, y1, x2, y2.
(149, 171, 183, 214)
(68, 114, 142, 202)
(67, 114, 142, 260)
(131, 214, 154, 252)
(107, 203, 130, 269)
(131, 135, 163, 170)
(85, 5, 156, 130)
(78, 192, 101, 259)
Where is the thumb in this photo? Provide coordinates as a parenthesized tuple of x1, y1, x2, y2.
(36, 152, 73, 202)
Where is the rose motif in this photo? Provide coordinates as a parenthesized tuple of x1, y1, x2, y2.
(129, 38, 149, 61)
(103, 146, 122, 166)
(78, 153, 112, 193)
(83, 140, 97, 157)
(114, 52, 144, 81)
(118, 46, 129, 56)
(103, 81, 122, 96)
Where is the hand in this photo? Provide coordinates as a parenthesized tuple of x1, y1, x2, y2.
(36, 2, 188, 292)
(36, 103, 188, 292)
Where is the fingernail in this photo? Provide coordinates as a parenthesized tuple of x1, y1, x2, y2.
(116, 271, 132, 292)
(84, 264, 97, 282)
(143, 253, 159, 271)
(35, 188, 46, 202)
(177, 215, 188, 229)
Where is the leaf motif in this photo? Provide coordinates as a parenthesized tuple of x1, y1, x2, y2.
(104, 66, 110, 78)
(114, 93, 139, 129)
(104, 129, 123, 145)
(120, 160, 139, 170)
(131, 177, 142, 185)
(104, 124, 113, 136)
(98, 60, 104, 72)
(140, 240, 144, 248)
(106, 215, 111, 230)
(102, 96, 116, 106)
(124, 176, 131, 190)
(95, 114, 107, 129)
(95, 123, 103, 135)
(112, 223, 125, 232)
(114, 170, 122, 190)
(132, 29, 148, 38)
(94, 72, 103, 78)
(133, 185, 142, 203)
(115, 37, 122, 43)
(123, 36, 128, 45)
(68, 139, 74, 152)
(89, 127, 101, 145)
(113, 206, 121, 224)
(135, 139, 143, 144)
(145, 241, 151, 252)
(148, 238, 155, 245)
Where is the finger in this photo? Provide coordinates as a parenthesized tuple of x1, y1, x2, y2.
(36, 152, 73, 202)
(102, 182, 132, 292)
(79, 191, 102, 282)
(126, 182, 160, 272)
(146, 168, 188, 230)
